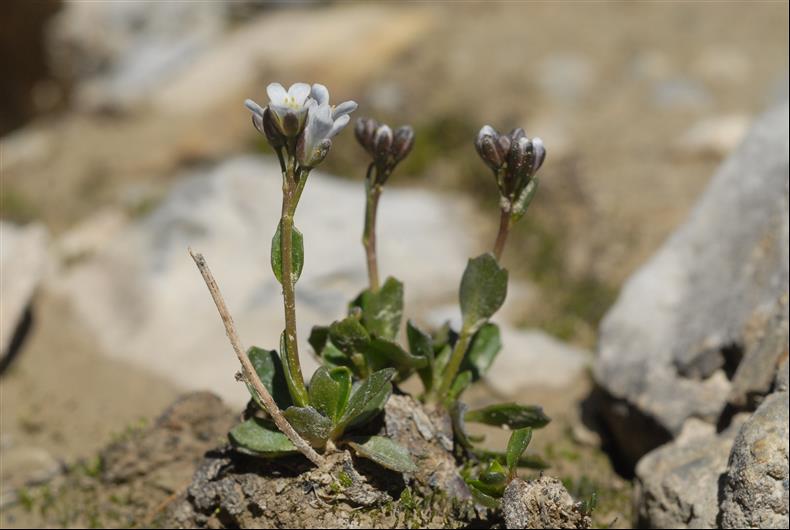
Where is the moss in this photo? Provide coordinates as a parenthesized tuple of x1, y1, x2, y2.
(337, 470, 353, 488)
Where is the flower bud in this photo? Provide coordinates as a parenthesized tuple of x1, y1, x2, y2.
(355, 117, 378, 155)
(509, 127, 526, 142)
(261, 107, 286, 148)
(529, 137, 546, 175)
(373, 124, 394, 165)
(391, 126, 415, 165)
(297, 136, 332, 169)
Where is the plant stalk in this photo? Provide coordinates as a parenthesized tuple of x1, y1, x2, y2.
(436, 327, 472, 400)
(362, 172, 382, 292)
(280, 158, 309, 406)
(493, 208, 511, 261)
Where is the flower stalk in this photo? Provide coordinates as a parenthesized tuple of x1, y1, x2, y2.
(363, 172, 382, 292)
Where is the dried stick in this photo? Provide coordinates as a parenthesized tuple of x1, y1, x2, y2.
(188, 248, 325, 467)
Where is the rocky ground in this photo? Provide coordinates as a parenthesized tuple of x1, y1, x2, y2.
(1, 1, 788, 528)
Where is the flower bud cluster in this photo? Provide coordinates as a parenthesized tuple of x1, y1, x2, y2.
(475, 125, 546, 211)
(245, 82, 357, 170)
(355, 118, 415, 185)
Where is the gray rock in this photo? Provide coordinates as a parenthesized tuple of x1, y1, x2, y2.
(51, 156, 482, 407)
(720, 391, 789, 529)
(775, 357, 788, 392)
(47, 1, 228, 111)
(634, 417, 745, 529)
(0, 222, 49, 366)
(502, 476, 591, 529)
(595, 101, 790, 464)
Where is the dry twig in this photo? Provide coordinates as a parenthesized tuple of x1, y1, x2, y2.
(188, 248, 325, 467)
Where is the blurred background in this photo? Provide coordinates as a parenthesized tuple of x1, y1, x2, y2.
(1, 1, 788, 527)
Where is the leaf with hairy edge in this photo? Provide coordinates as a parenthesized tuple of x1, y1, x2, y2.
(459, 253, 508, 332)
(338, 368, 396, 431)
(247, 346, 292, 410)
(465, 403, 550, 429)
(271, 221, 305, 284)
(352, 277, 404, 340)
(308, 366, 352, 422)
(462, 323, 502, 380)
(329, 317, 370, 356)
(346, 436, 417, 473)
(506, 428, 533, 477)
(407, 320, 434, 391)
(229, 418, 296, 456)
(279, 331, 309, 407)
(283, 406, 332, 447)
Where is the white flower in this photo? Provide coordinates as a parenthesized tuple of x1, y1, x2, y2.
(264, 82, 312, 137)
(296, 84, 357, 168)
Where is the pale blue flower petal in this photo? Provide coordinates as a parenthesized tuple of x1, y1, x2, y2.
(244, 99, 265, 116)
(332, 101, 358, 120)
(289, 83, 311, 105)
(266, 83, 287, 104)
(328, 114, 351, 138)
(310, 84, 329, 106)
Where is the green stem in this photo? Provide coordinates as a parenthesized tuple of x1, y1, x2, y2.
(493, 208, 511, 261)
(362, 168, 382, 292)
(436, 327, 472, 400)
(280, 158, 309, 406)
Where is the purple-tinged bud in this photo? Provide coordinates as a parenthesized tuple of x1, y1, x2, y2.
(391, 126, 415, 165)
(475, 125, 505, 171)
(529, 138, 546, 175)
(355, 117, 378, 154)
(373, 124, 394, 164)
(297, 135, 332, 169)
(495, 134, 511, 162)
(261, 106, 286, 148)
(509, 127, 526, 142)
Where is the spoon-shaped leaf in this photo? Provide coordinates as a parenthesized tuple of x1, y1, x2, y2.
(407, 320, 434, 391)
(351, 277, 404, 341)
(247, 346, 292, 409)
(279, 331, 309, 407)
(329, 316, 370, 356)
(447, 370, 473, 401)
(467, 481, 502, 508)
(337, 368, 396, 432)
(229, 418, 297, 456)
(271, 221, 304, 284)
(462, 323, 502, 380)
(459, 253, 507, 332)
(346, 435, 417, 473)
(465, 403, 550, 429)
(283, 406, 332, 447)
(472, 448, 549, 470)
(363, 338, 428, 380)
(506, 427, 533, 477)
(308, 366, 352, 422)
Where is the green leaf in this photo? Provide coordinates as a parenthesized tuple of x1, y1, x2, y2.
(407, 320, 434, 391)
(279, 331, 309, 407)
(338, 368, 396, 432)
(465, 403, 550, 430)
(506, 428, 533, 476)
(459, 253, 508, 332)
(308, 366, 352, 422)
(448, 370, 473, 401)
(308, 326, 329, 355)
(363, 338, 428, 380)
(479, 460, 508, 491)
(510, 177, 539, 223)
(271, 221, 305, 284)
(352, 277, 404, 341)
(472, 448, 549, 470)
(329, 317, 370, 356)
(432, 344, 452, 392)
(283, 406, 332, 447)
(229, 418, 297, 456)
(462, 323, 502, 380)
(467, 481, 502, 508)
(346, 435, 417, 473)
(247, 346, 292, 410)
